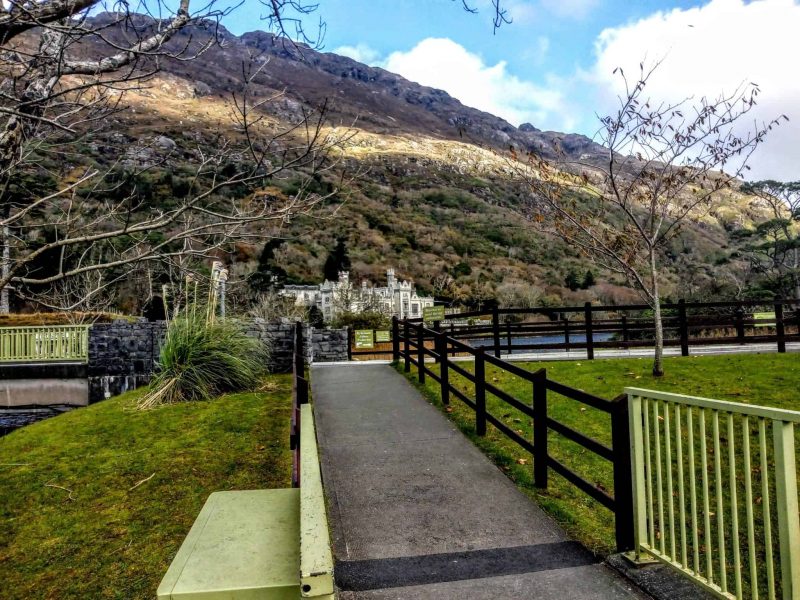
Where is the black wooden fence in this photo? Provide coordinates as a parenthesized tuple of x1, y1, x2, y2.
(401, 298, 800, 359)
(396, 319, 638, 552)
(290, 322, 308, 488)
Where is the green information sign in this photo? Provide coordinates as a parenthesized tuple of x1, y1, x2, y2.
(753, 311, 776, 327)
(354, 330, 374, 349)
(375, 330, 391, 343)
(423, 305, 445, 322)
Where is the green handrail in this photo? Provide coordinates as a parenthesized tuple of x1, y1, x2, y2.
(0, 325, 90, 363)
(628, 387, 800, 600)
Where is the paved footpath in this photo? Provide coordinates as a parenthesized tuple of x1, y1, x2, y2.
(311, 364, 650, 599)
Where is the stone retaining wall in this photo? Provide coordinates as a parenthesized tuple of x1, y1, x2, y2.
(310, 328, 349, 362)
(86, 319, 351, 402)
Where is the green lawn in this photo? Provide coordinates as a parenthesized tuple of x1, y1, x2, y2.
(0, 377, 293, 600)
(402, 353, 800, 555)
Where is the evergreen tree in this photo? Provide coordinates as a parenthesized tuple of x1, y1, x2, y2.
(565, 270, 581, 291)
(323, 237, 351, 281)
(249, 239, 287, 291)
(581, 270, 596, 289)
(308, 305, 325, 328)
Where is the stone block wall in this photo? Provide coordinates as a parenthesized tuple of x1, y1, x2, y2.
(87, 319, 166, 402)
(86, 319, 350, 402)
(310, 328, 349, 363)
(245, 319, 306, 373)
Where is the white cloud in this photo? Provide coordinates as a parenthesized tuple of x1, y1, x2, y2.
(331, 43, 381, 65)
(382, 37, 573, 130)
(587, 0, 800, 181)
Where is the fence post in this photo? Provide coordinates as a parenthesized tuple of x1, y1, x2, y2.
(392, 316, 400, 363)
(438, 331, 450, 406)
(475, 348, 486, 436)
(294, 323, 308, 405)
(773, 420, 800, 599)
(417, 325, 425, 383)
(294, 322, 304, 376)
(533, 368, 548, 489)
(775, 299, 786, 353)
(735, 306, 745, 343)
(346, 327, 353, 361)
(678, 299, 689, 357)
(621, 315, 629, 344)
(627, 394, 647, 561)
(584, 302, 594, 360)
(506, 322, 512, 354)
(563, 318, 570, 351)
(492, 305, 501, 358)
(433, 320, 441, 364)
(611, 394, 634, 552)
(403, 321, 410, 373)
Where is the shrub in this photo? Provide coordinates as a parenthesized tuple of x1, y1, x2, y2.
(332, 311, 391, 330)
(138, 315, 267, 409)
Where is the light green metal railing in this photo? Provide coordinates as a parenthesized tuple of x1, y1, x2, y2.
(627, 387, 800, 600)
(0, 325, 90, 363)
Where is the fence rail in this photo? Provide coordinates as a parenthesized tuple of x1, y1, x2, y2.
(403, 299, 800, 359)
(396, 319, 635, 552)
(628, 388, 800, 600)
(395, 317, 800, 600)
(0, 325, 90, 363)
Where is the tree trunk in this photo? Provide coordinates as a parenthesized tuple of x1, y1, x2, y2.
(794, 246, 800, 300)
(0, 203, 9, 314)
(650, 249, 664, 377)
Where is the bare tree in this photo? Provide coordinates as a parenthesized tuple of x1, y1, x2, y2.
(0, 0, 361, 312)
(737, 180, 800, 299)
(0, 0, 510, 314)
(519, 63, 783, 375)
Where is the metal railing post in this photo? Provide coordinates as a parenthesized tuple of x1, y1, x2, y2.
(627, 393, 647, 561)
(611, 393, 635, 552)
(346, 327, 353, 361)
(563, 318, 570, 351)
(475, 348, 486, 436)
(533, 368, 548, 489)
(774, 420, 800, 599)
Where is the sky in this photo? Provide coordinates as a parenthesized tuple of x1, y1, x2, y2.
(222, 0, 800, 181)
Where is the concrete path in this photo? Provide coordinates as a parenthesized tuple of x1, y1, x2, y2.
(311, 364, 649, 599)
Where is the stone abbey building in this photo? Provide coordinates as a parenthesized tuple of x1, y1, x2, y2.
(281, 268, 434, 323)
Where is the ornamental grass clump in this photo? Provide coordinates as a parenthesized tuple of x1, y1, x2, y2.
(138, 315, 267, 409)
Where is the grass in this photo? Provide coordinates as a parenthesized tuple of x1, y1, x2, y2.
(0, 377, 292, 600)
(401, 353, 800, 556)
(140, 315, 267, 408)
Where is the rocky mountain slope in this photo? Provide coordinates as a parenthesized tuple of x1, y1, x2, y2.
(25, 16, 770, 310)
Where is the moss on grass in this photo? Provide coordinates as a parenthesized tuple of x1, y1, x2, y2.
(0, 376, 292, 600)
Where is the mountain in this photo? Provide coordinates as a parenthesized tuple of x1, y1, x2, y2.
(22, 16, 770, 311)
